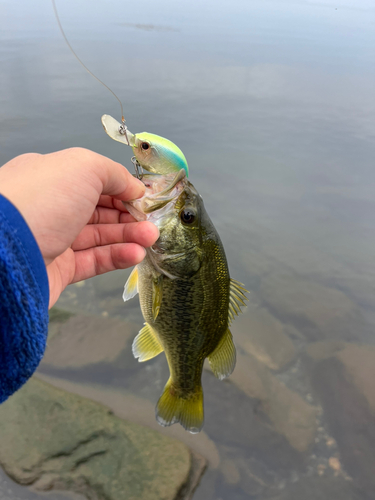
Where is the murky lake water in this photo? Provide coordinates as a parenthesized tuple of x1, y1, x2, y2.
(1, 0, 375, 498)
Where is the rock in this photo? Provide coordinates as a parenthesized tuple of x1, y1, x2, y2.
(36, 373, 221, 470)
(202, 363, 313, 470)
(232, 304, 296, 370)
(42, 314, 138, 369)
(220, 459, 240, 485)
(328, 456, 341, 473)
(308, 342, 375, 498)
(48, 307, 75, 341)
(49, 307, 75, 325)
(229, 351, 318, 453)
(335, 345, 375, 414)
(0, 378, 206, 500)
(217, 447, 275, 497)
(263, 475, 362, 500)
(0, 467, 84, 500)
(305, 340, 347, 362)
(259, 273, 365, 341)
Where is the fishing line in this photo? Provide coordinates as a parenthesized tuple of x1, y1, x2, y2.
(51, 0, 126, 124)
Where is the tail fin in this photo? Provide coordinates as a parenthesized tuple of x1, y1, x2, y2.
(156, 378, 204, 434)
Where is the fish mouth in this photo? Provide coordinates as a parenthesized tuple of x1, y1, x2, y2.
(124, 169, 187, 221)
(142, 169, 186, 213)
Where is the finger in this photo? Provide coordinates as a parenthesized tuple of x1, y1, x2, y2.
(75, 149, 145, 200)
(97, 196, 138, 214)
(96, 195, 129, 211)
(72, 243, 146, 282)
(120, 212, 137, 223)
(88, 207, 136, 224)
(71, 221, 159, 251)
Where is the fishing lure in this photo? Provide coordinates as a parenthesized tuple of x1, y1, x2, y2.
(52, 0, 189, 178)
(101, 115, 189, 177)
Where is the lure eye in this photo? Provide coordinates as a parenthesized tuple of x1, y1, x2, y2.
(141, 142, 150, 151)
(180, 208, 196, 225)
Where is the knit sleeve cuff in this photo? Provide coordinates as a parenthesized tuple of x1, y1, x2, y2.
(0, 194, 49, 403)
(0, 195, 49, 308)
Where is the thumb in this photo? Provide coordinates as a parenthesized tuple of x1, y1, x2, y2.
(76, 148, 145, 201)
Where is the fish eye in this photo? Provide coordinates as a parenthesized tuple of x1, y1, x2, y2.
(180, 208, 196, 225)
(141, 142, 150, 151)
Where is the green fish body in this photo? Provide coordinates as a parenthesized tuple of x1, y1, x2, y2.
(123, 170, 247, 433)
(101, 115, 189, 176)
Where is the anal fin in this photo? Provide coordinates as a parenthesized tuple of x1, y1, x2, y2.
(208, 328, 236, 380)
(132, 323, 163, 362)
(123, 266, 139, 302)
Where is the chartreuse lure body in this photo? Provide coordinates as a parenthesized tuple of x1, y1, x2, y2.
(101, 114, 189, 176)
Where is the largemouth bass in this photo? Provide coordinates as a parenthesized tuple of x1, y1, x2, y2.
(123, 170, 247, 433)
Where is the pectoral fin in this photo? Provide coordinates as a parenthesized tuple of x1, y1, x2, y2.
(208, 328, 236, 380)
(123, 266, 139, 302)
(152, 275, 163, 320)
(228, 278, 248, 323)
(132, 323, 164, 362)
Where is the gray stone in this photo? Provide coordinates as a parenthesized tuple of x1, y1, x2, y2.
(305, 340, 347, 362)
(0, 378, 206, 500)
(0, 467, 84, 500)
(43, 315, 138, 369)
(232, 304, 296, 370)
(229, 351, 318, 453)
(259, 273, 365, 341)
(36, 373, 221, 470)
(263, 476, 362, 500)
(308, 342, 375, 498)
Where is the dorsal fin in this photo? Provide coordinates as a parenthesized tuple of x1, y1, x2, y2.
(208, 328, 236, 380)
(123, 266, 139, 302)
(228, 278, 248, 323)
(132, 323, 164, 362)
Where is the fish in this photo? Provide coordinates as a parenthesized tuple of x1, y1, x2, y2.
(122, 169, 248, 433)
(101, 114, 189, 176)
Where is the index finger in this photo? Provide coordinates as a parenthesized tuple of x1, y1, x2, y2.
(96, 195, 129, 211)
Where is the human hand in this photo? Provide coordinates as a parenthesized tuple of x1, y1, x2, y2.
(0, 148, 158, 308)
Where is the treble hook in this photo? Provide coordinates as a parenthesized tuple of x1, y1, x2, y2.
(131, 156, 144, 180)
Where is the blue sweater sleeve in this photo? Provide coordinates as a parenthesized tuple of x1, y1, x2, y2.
(0, 194, 49, 403)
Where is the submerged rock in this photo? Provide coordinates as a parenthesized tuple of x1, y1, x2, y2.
(36, 373, 221, 470)
(43, 314, 138, 369)
(0, 378, 205, 500)
(229, 351, 318, 453)
(232, 304, 296, 371)
(259, 273, 365, 341)
(307, 342, 375, 499)
(263, 475, 362, 500)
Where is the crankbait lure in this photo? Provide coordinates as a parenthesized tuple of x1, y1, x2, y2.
(52, 0, 189, 178)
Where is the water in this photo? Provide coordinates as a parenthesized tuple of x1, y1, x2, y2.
(1, 0, 375, 498)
